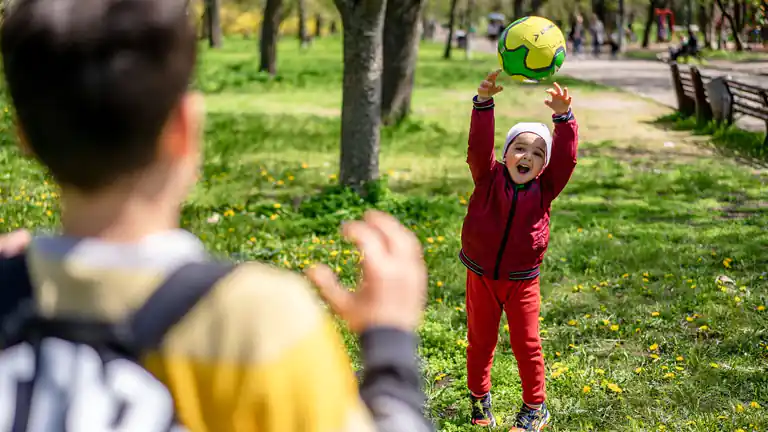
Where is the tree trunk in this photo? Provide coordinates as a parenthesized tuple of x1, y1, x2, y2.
(642, 0, 656, 48)
(260, 0, 283, 74)
(315, 14, 323, 38)
(715, 0, 744, 51)
(617, 0, 626, 52)
(443, 0, 459, 59)
(464, 0, 475, 58)
(334, 0, 387, 190)
(330, 21, 338, 33)
(298, 0, 309, 48)
(382, 0, 423, 125)
(200, 6, 209, 40)
(530, 0, 547, 15)
(205, 0, 223, 48)
(699, 2, 711, 48)
(513, 0, 523, 18)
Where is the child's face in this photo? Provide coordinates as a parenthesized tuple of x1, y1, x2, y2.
(505, 133, 546, 184)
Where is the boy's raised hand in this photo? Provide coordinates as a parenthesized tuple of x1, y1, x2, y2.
(477, 69, 503, 102)
(306, 210, 427, 334)
(545, 82, 572, 115)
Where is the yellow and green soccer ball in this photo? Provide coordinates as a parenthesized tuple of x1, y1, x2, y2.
(497, 16, 566, 82)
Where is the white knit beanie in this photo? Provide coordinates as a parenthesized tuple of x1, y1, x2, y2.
(502, 122, 553, 167)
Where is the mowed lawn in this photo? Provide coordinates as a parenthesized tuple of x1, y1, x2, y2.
(1, 37, 767, 431)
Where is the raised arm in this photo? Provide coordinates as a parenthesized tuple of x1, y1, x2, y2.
(467, 96, 497, 184)
(467, 70, 504, 185)
(540, 109, 578, 203)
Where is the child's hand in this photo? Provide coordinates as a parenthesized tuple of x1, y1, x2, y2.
(477, 69, 503, 102)
(545, 82, 572, 115)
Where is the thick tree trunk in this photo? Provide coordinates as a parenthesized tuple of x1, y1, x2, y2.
(205, 0, 223, 48)
(382, 0, 423, 125)
(334, 0, 387, 190)
(298, 0, 310, 47)
(443, 0, 459, 59)
(530, 0, 547, 15)
(464, 0, 475, 57)
(617, 0, 626, 53)
(642, 0, 656, 48)
(260, 0, 283, 74)
(513, 0, 524, 18)
(715, 0, 744, 51)
(315, 14, 323, 38)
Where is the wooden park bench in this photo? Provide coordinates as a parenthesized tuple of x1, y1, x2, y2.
(670, 63, 768, 147)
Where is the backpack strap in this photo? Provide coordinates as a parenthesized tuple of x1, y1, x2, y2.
(117, 261, 236, 352)
(0, 253, 33, 315)
(0, 253, 35, 349)
(0, 260, 234, 355)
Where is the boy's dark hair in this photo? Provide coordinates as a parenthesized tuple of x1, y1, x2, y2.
(1, 0, 197, 191)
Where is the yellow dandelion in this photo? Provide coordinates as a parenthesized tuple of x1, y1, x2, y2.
(699, 325, 709, 331)
(436, 281, 444, 287)
(686, 316, 694, 322)
(568, 320, 577, 326)
(634, 367, 644, 374)
(582, 385, 591, 394)
(270, 214, 278, 221)
(584, 314, 592, 318)
(649, 343, 659, 351)
(435, 298, 443, 303)
(595, 368, 605, 375)
(758, 306, 766, 311)
(750, 401, 761, 409)
(602, 319, 610, 325)
(735, 404, 744, 413)
(606, 383, 622, 393)
(622, 273, 629, 278)
(577, 227, 583, 233)
(288, 175, 295, 181)
(437, 236, 445, 242)
(426, 237, 434, 244)
(607, 233, 613, 239)
(650, 354, 660, 359)
(663, 372, 675, 379)
(610, 324, 619, 331)
(676, 356, 684, 361)
(710, 362, 720, 368)
(328, 174, 337, 180)
(301, 162, 309, 169)
(651, 311, 660, 317)
(643, 272, 650, 277)
(504, 324, 510, 332)
(273, 203, 282, 209)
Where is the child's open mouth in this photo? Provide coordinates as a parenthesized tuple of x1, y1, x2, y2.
(516, 164, 531, 174)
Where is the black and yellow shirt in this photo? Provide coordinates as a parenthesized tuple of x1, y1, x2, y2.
(1, 230, 432, 432)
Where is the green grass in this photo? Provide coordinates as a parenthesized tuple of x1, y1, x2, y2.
(1, 37, 767, 431)
(653, 111, 768, 163)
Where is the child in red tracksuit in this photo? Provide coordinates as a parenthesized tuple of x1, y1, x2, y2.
(460, 70, 578, 431)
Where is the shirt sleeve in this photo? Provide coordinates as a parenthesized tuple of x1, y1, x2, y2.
(359, 328, 435, 432)
(540, 109, 579, 204)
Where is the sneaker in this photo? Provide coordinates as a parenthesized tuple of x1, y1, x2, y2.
(469, 392, 497, 427)
(509, 402, 550, 431)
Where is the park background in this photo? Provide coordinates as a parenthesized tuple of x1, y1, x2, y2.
(1, 0, 768, 431)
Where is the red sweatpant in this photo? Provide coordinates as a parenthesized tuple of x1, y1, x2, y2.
(465, 270, 545, 404)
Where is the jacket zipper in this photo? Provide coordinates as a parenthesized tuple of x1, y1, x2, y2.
(493, 184, 522, 280)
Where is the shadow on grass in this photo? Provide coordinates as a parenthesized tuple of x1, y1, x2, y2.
(648, 112, 768, 168)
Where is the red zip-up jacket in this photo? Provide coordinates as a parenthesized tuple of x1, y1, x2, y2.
(459, 96, 579, 281)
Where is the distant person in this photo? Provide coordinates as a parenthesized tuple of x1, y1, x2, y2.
(0, 0, 434, 431)
(667, 27, 700, 62)
(590, 16, 605, 57)
(569, 14, 585, 56)
(460, 70, 579, 431)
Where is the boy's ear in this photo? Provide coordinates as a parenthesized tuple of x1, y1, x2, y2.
(159, 91, 204, 160)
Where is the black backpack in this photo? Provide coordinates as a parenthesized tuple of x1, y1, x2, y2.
(0, 254, 233, 431)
